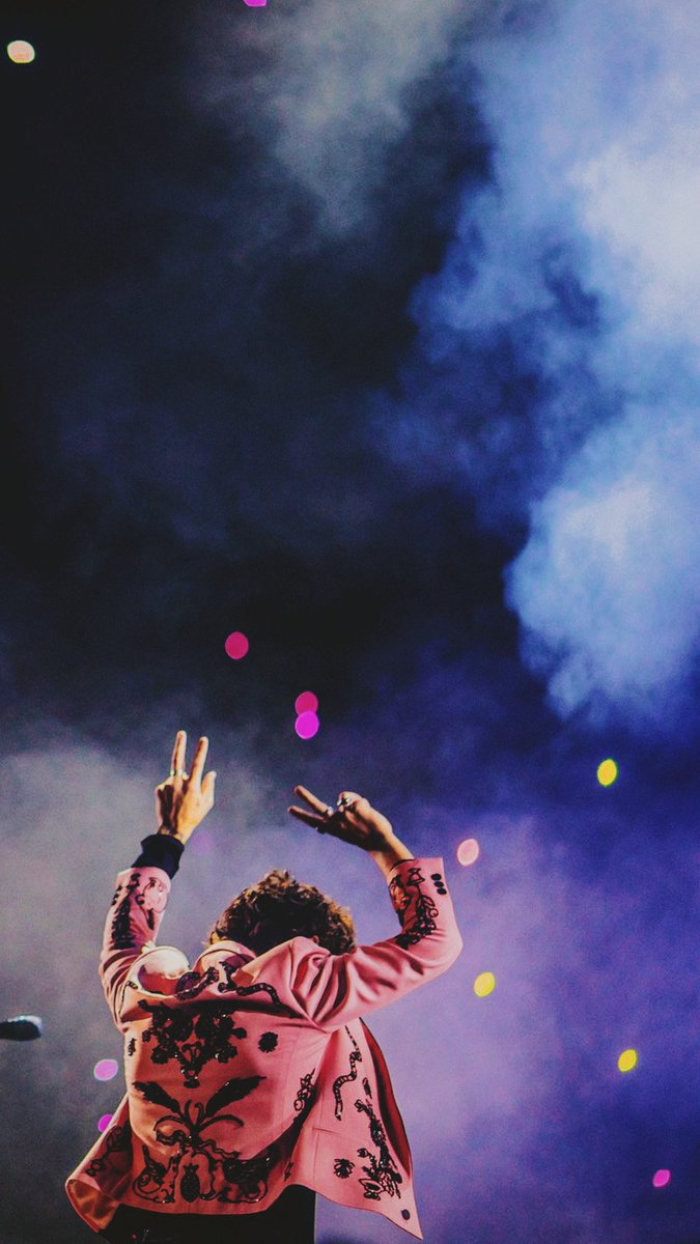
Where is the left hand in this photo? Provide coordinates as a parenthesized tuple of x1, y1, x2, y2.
(155, 730, 216, 845)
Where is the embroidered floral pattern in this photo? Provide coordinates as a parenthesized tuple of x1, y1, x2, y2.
(354, 1097, 403, 1201)
(85, 1123, 132, 1176)
(334, 1158, 355, 1179)
(258, 1032, 278, 1053)
(110, 876, 142, 949)
(132, 1076, 269, 1204)
(332, 1027, 362, 1120)
(393, 866, 439, 949)
(138, 1001, 247, 1088)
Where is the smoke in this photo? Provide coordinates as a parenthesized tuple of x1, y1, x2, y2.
(189, 0, 486, 245)
(377, 0, 700, 726)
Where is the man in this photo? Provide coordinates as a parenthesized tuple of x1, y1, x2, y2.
(66, 731, 463, 1242)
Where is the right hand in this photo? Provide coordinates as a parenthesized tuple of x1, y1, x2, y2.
(288, 785, 395, 852)
(154, 731, 216, 845)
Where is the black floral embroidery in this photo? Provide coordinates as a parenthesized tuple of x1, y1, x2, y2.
(132, 1076, 267, 1204)
(218, 1143, 281, 1203)
(332, 1027, 362, 1120)
(354, 1097, 403, 1201)
(293, 1070, 316, 1114)
(393, 866, 439, 948)
(334, 1158, 355, 1179)
(258, 1032, 278, 1053)
(138, 1001, 247, 1088)
(85, 1123, 132, 1176)
(110, 876, 141, 949)
(126, 1037, 137, 1056)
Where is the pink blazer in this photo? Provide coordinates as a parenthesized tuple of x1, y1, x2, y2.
(66, 856, 463, 1240)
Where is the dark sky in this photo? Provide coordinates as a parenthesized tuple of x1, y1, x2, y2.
(2, 3, 699, 1243)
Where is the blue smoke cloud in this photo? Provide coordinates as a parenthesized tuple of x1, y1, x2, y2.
(377, 0, 700, 727)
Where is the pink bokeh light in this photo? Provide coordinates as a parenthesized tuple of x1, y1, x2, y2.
(93, 1058, 118, 1082)
(295, 711, 320, 740)
(457, 838, 480, 866)
(295, 690, 319, 714)
(97, 1113, 114, 1133)
(224, 631, 249, 660)
(652, 1169, 671, 1188)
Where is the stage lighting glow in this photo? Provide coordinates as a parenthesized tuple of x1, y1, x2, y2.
(97, 1113, 114, 1133)
(617, 1048, 639, 1072)
(652, 1169, 671, 1188)
(295, 691, 319, 714)
(93, 1058, 118, 1082)
(7, 40, 35, 63)
(474, 971, 496, 997)
(597, 758, 618, 786)
(224, 631, 249, 660)
(295, 710, 320, 740)
(457, 838, 480, 866)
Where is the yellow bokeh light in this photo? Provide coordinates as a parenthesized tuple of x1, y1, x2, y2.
(7, 40, 36, 64)
(597, 758, 619, 787)
(617, 1048, 639, 1073)
(474, 971, 496, 997)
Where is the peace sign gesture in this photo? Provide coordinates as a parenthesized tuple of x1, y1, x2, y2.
(155, 730, 216, 844)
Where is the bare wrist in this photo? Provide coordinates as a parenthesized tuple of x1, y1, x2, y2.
(369, 834, 414, 877)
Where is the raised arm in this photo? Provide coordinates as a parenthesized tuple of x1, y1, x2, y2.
(99, 730, 216, 1029)
(286, 786, 463, 1028)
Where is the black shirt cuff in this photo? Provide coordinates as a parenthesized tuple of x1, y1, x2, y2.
(132, 833, 184, 879)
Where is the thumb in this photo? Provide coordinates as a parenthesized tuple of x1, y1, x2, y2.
(202, 771, 217, 800)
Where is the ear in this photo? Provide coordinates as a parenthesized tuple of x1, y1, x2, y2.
(311, 935, 320, 944)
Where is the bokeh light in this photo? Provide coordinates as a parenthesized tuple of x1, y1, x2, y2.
(7, 40, 35, 64)
(224, 631, 249, 660)
(93, 1058, 118, 1082)
(295, 710, 320, 740)
(474, 971, 496, 997)
(597, 758, 619, 786)
(457, 837, 480, 866)
(97, 1114, 114, 1133)
(617, 1048, 639, 1072)
(295, 690, 319, 714)
(652, 1169, 671, 1188)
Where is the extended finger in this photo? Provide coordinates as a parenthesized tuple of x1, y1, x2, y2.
(202, 769, 216, 795)
(293, 785, 333, 815)
(190, 736, 209, 784)
(288, 804, 333, 830)
(171, 730, 187, 776)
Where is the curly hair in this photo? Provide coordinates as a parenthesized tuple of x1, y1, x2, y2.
(207, 869, 357, 956)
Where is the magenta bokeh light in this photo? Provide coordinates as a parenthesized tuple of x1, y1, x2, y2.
(652, 1169, 671, 1188)
(97, 1113, 114, 1133)
(457, 838, 480, 866)
(295, 710, 320, 739)
(93, 1058, 118, 1082)
(295, 690, 319, 714)
(224, 631, 250, 660)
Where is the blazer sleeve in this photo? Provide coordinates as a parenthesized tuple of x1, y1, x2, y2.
(99, 864, 174, 1031)
(287, 857, 463, 1030)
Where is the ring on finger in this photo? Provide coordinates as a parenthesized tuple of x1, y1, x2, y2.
(169, 768, 186, 777)
(336, 793, 356, 811)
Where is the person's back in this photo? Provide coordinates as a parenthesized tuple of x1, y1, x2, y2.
(66, 731, 463, 1244)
